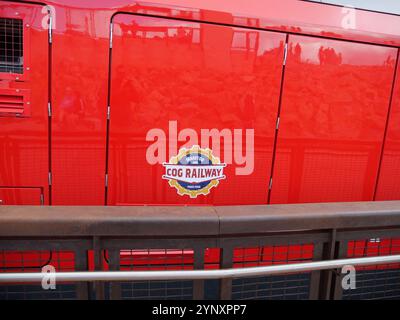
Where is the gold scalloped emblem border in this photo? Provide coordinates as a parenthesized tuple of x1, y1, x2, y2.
(165, 145, 224, 198)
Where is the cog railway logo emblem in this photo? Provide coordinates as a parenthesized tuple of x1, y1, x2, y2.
(162, 145, 227, 198)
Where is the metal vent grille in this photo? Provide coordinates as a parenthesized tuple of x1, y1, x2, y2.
(0, 18, 23, 74)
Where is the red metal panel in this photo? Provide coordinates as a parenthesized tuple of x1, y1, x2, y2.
(0, 187, 42, 205)
(375, 56, 400, 200)
(108, 14, 285, 205)
(50, 8, 111, 205)
(0, 3, 49, 204)
(270, 35, 396, 204)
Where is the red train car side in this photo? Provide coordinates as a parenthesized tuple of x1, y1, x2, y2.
(1, 0, 400, 300)
(1, 0, 400, 207)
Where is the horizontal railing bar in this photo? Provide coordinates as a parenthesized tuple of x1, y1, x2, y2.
(1, 254, 399, 282)
(1, 201, 400, 236)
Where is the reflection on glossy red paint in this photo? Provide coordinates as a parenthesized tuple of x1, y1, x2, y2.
(270, 35, 396, 204)
(51, 32, 109, 205)
(108, 15, 285, 205)
(376, 57, 400, 200)
(1, 0, 400, 206)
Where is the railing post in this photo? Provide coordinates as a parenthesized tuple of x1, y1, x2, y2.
(331, 239, 349, 300)
(93, 236, 105, 300)
(309, 241, 323, 300)
(318, 229, 338, 300)
(193, 246, 205, 300)
(219, 245, 233, 300)
(75, 247, 89, 300)
(108, 248, 121, 300)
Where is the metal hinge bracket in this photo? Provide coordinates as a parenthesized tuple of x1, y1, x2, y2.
(48, 15, 53, 44)
(48, 102, 52, 117)
(109, 23, 113, 49)
(283, 43, 288, 66)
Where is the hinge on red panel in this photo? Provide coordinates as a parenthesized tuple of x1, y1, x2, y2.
(109, 23, 113, 49)
(48, 15, 53, 44)
(107, 106, 111, 120)
(276, 117, 280, 130)
(48, 172, 52, 186)
(283, 43, 288, 66)
(47, 102, 52, 117)
(269, 178, 273, 190)
(105, 174, 108, 187)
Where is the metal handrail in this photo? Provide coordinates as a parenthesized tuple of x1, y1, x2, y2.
(2, 201, 400, 237)
(1, 254, 400, 283)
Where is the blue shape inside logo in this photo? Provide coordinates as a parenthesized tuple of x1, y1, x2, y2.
(177, 152, 212, 190)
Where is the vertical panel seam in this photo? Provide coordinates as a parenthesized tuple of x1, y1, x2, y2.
(373, 48, 400, 200)
(267, 34, 289, 204)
